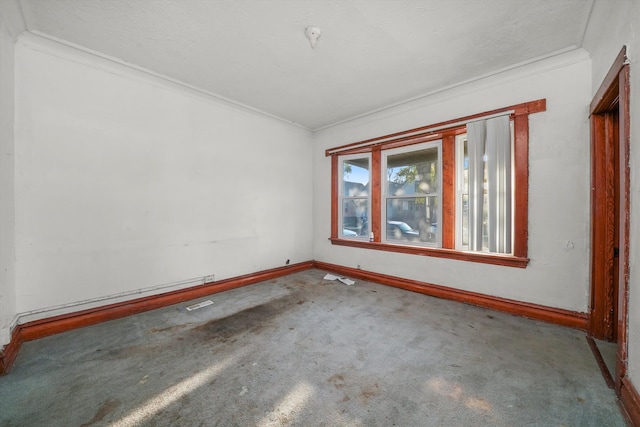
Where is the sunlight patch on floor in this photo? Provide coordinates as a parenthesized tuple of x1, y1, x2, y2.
(427, 377, 464, 399)
(426, 377, 493, 413)
(257, 382, 315, 427)
(464, 395, 492, 412)
(109, 352, 242, 427)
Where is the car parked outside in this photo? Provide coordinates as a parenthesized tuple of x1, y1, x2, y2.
(387, 221, 420, 240)
(387, 220, 436, 243)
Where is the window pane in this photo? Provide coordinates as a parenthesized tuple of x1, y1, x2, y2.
(343, 158, 369, 196)
(342, 198, 368, 237)
(461, 194, 469, 246)
(387, 147, 438, 196)
(462, 139, 469, 193)
(386, 196, 438, 243)
(340, 155, 370, 240)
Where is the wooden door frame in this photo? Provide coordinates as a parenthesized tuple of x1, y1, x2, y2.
(589, 46, 630, 396)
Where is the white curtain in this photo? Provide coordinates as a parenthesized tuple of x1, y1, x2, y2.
(467, 120, 486, 252)
(466, 115, 512, 253)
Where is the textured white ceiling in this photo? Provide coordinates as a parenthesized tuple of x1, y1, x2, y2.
(18, 0, 594, 130)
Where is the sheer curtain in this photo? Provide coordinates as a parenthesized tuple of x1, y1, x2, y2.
(466, 115, 512, 253)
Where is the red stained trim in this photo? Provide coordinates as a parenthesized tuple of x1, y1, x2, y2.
(314, 261, 586, 329)
(328, 99, 544, 265)
(0, 261, 314, 374)
(589, 113, 617, 341)
(441, 132, 456, 249)
(329, 238, 529, 268)
(325, 99, 546, 156)
(2, 259, 594, 378)
(589, 46, 631, 399)
(20, 261, 313, 342)
(330, 155, 339, 239)
(512, 114, 529, 258)
(620, 376, 640, 426)
(616, 62, 631, 394)
(590, 47, 627, 115)
(0, 327, 23, 375)
(371, 148, 382, 242)
(333, 132, 445, 157)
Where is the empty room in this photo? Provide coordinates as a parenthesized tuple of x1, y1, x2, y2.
(1, 0, 639, 425)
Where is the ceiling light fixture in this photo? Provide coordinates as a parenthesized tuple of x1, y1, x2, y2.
(305, 26, 321, 48)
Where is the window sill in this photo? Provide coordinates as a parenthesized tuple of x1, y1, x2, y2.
(329, 238, 529, 268)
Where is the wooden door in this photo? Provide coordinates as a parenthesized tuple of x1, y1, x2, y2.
(589, 46, 630, 395)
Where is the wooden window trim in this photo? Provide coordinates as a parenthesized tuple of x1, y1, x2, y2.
(328, 99, 546, 268)
(327, 238, 529, 268)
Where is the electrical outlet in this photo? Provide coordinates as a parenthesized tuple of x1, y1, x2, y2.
(204, 274, 215, 283)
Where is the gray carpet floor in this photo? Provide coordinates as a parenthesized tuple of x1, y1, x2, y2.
(0, 269, 627, 426)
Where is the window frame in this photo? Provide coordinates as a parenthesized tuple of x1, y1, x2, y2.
(327, 99, 546, 268)
(454, 121, 515, 252)
(455, 133, 470, 251)
(382, 140, 442, 247)
(339, 153, 372, 240)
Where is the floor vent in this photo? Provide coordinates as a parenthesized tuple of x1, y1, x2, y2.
(185, 300, 214, 311)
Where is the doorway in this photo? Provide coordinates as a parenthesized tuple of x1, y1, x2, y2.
(589, 46, 630, 396)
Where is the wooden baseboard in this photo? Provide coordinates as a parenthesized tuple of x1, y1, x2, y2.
(0, 261, 313, 375)
(621, 376, 640, 426)
(313, 261, 588, 330)
(2, 258, 635, 423)
(0, 260, 592, 376)
(0, 327, 23, 375)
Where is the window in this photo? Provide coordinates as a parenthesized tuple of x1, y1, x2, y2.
(456, 117, 514, 253)
(327, 99, 546, 268)
(340, 154, 371, 238)
(383, 141, 441, 246)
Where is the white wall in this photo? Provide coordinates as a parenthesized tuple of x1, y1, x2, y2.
(313, 49, 592, 312)
(0, 0, 23, 347)
(583, 0, 640, 394)
(13, 34, 313, 321)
